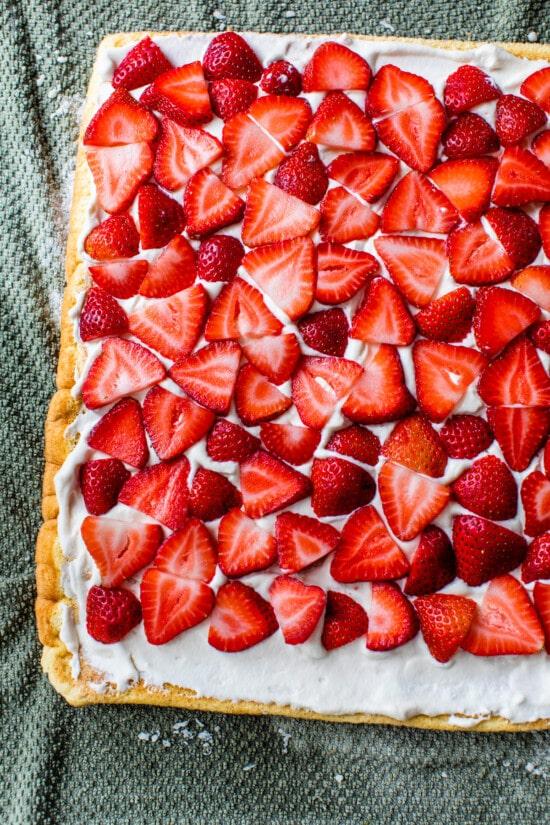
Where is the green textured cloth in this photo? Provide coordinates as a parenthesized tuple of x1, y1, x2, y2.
(3, 2, 550, 823)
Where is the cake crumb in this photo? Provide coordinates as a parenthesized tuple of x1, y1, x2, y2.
(379, 19, 395, 32)
(334, 773, 344, 784)
(278, 728, 292, 754)
(283, 9, 296, 17)
(527, 31, 539, 42)
(243, 763, 256, 772)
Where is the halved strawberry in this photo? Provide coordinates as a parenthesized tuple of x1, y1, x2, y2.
(447, 220, 514, 285)
(86, 585, 142, 644)
(221, 113, 284, 189)
(142, 385, 215, 460)
(521, 67, 550, 113)
(153, 518, 217, 582)
(89, 260, 148, 298)
(492, 146, 550, 206)
(276, 511, 340, 572)
(327, 152, 399, 202)
(138, 235, 196, 298)
(306, 92, 375, 152)
(453, 514, 527, 585)
(259, 422, 321, 466)
(260, 59, 302, 97)
(374, 235, 446, 308)
(542, 204, 550, 257)
(217, 508, 277, 577)
(141, 571, 214, 644)
(315, 243, 379, 305)
(321, 591, 368, 650)
(82, 337, 165, 410)
(235, 363, 292, 426)
(205, 278, 283, 341)
(242, 334, 301, 384)
(534, 582, 550, 651)
(170, 341, 241, 414)
(184, 168, 244, 238)
(86, 143, 154, 214)
(148, 62, 211, 123)
(83, 88, 158, 146)
(79, 287, 128, 342)
(241, 237, 316, 320)
(206, 418, 260, 463)
(378, 460, 450, 541)
(203, 32, 262, 82)
(292, 355, 362, 429)
(453, 455, 517, 521)
(522, 471, 550, 537)
(439, 414, 493, 459)
(79, 459, 130, 515)
(342, 344, 415, 425)
(522, 533, 550, 583)
(441, 112, 500, 159)
(495, 93, 546, 145)
(273, 142, 328, 205)
(473, 286, 541, 358)
(376, 98, 446, 173)
(367, 583, 419, 651)
(325, 425, 380, 465)
(367, 64, 434, 117)
(242, 179, 320, 247)
(531, 319, 550, 353)
(485, 206, 541, 269)
(443, 65, 501, 115)
(415, 593, 476, 663)
(197, 234, 244, 283)
(208, 581, 278, 653)
(208, 77, 258, 121)
(137, 183, 185, 249)
(240, 451, 311, 518)
(381, 171, 458, 234)
(382, 414, 447, 478)
(248, 95, 312, 150)
(128, 283, 207, 360)
(331, 505, 409, 582)
(462, 575, 544, 656)
(298, 308, 349, 356)
(269, 576, 326, 645)
(532, 129, 550, 165)
(153, 119, 223, 190)
(311, 456, 375, 517)
(487, 406, 550, 472)
(429, 157, 498, 222)
(189, 467, 241, 522)
(302, 41, 371, 91)
(87, 397, 148, 468)
(118, 456, 190, 530)
(140, 83, 196, 126)
(413, 340, 487, 423)
(404, 526, 455, 597)
(84, 214, 140, 261)
(415, 287, 475, 342)
(112, 36, 172, 90)
(350, 277, 415, 346)
(478, 337, 550, 407)
(81, 516, 163, 587)
(319, 187, 379, 243)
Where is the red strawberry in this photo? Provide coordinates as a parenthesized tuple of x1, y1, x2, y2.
(429, 157, 498, 222)
(206, 418, 260, 463)
(320, 187, 379, 243)
(184, 168, 244, 238)
(381, 171, 458, 234)
(170, 341, 241, 414)
(242, 237, 315, 320)
(378, 461, 450, 541)
(218, 508, 276, 577)
(493, 146, 550, 206)
(235, 363, 292, 426)
(118, 456, 190, 530)
(478, 337, 550, 407)
(367, 64, 434, 117)
(189, 467, 241, 522)
(495, 93, 546, 145)
(367, 583, 419, 651)
(306, 92, 375, 152)
(439, 414, 493, 460)
(87, 397, 148, 468)
(260, 60, 302, 96)
(443, 65, 501, 115)
(203, 33, 262, 82)
(298, 308, 349, 356)
(273, 142, 328, 205)
(373, 235, 446, 308)
(240, 451, 311, 518)
(523, 533, 550, 583)
(521, 67, 550, 113)
(80, 458, 130, 515)
(83, 88, 158, 146)
(311, 456, 375, 517)
(485, 207, 541, 269)
(331, 505, 409, 582)
(350, 277, 415, 346)
(302, 41, 371, 91)
(453, 515, 527, 585)
(84, 214, 140, 261)
(316, 243, 379, 305)
(447, 221, 514, 285)
(375, 98, 446, 173)
(531, 319, 550, 353)
(462, 575, 544, 656)
(415, 287, 475, 343)
(276, 511, 340, 572)
(137, 183, 185, 250)
(153, 519, 217, 582)
(522, 471, 550, 537)
(453, 456, 517, 521)
(473, 286, 541, 358)
(197, 234, 244, 283)
(269, 576, 326, 645)
(112, 36, 172, 90)
(86, 585, 142, 644)
(138, 235, 196, 298)
(128, 283, 208, 360)
(321, 591, 368, 651)
(82, 337, 165, 410)
(488, 406, 550, 472)
(141, 571, 214, 644)
(208, 78, 257, 120)
(79, 287, 128, 341)
(532, 129, 550, 165)
(89, 260, 148, 299)
(292, 355, 362, 429)
(415, 593, 476, 663)
(534, 582, 550, 651)
(208, 581, 278, 653)
(325, 425, 380, 465)
(221, 113, 284, 189)
(404, 526, 455, 597)
(153, 119, 223, 190)
(148, 62, 211, 123)
(142, 385, 214, 460)
(248, 94, 312, 151)
(342, 344, 415, 425)
(327, 151, 399, 203)
(242, 334, 300, 385)
(259, 422, 320, 466)
(413, 340, 487, 423)
(140, 83, 197, 126)
(382, 414, 447, 478)
(81, 516, 162, 587)
(542, 204, 550, 256)
(242, 179, 320, 248)
(441, 112, 500, 159)
(86, 143, 154, 214)
(205, 278, 282, 341)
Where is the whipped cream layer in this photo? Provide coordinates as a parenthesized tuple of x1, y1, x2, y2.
(56, 32, 550, 722)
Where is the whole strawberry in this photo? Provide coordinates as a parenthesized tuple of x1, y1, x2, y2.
(274, 143, 328, 205)
(453, 514, 527, 586)
(442, 112, 500, 159)
(209, 78, 258, 121)
(79, 287, 128, 341)
(452, 455, 517, 521)
(197, 234, 244, 282)
(203, 32, 262, 81)
(495, 94, 546, 145)
(298, 308, 349, 356)
(80, 458, 130, 515)
(86, 585, 142, 643)
(439, 414, 493, 459)
(260, 60, 302, 96)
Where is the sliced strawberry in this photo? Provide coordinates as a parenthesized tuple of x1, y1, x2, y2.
(260, 60, 302, 97)
(532, 129, 550, 165)
(327, 152, 399, 202)
(381, 171, 458, 234)
(241, 237, 315, 320)
(429, 157, 498, 222)
(316, 243, 379, 305)
(404, 526, 455, 597)
(342, 344, 415, 425)
(197, 234, 244, 283)
(153, 119, 223, 190)
(149, 62, 211, 123)
(118, 456, 190, 530)
(86, 143, 154, 214)
(259, 422, 320, 466)
(273, 142, 328, 205)
(87, 397, 148, 468)
(170, 340, 241, 414)
(415, 593, 476, 663)
(221, 113, 284, 190)
(302, 41, 371, 91)
(206, 418, 260, 463)
(415, 287, 475, 343)
(242, 179, 320, 247)
(84, 214, 140, 261)
(217, 508, 277, 577)
(153, 518, 217, 582)
(306, 92, 375, 152)
(453, 455, 517, 521)
(367, 583, 419, 651)
(319, 187, 379, 243)
(413, 340, 487, 423)
(81, 516, 162, 587)
(378, 461, 450, 541)
(240, 451, 311, 518)
(235, 363, 292, 426)
(298, 308, 349, 356)
(382, 414, 447, 478)
(276, 511, 340, 572)
(79, 287, 128, 342)
(202, 32, 263, 82)
(137, 183, 185, 250)
(242, 334, 301, 384)
(141, 571, 214, 644)
(325, 425, 380, 465)
(447, 220, 514, 285)
(534, 582, 550, 651)
(112, 36, 172, 90)
(321, 591, 368, 650)
(140, 83, 196, 126)
(521, 67, 550, 113)
(269, 576, 326, 645)
(531, 319, 550, 353)
(492, 146, 550, 206)
(350, 277, 415, 346)
(542, 204, 550, 256)
(83, 88, 158, 146)
(208, 77, 258, 121)
(522, 471, 550, 537)
(473, 286, 541, 358)
(138, 235, 196, 298)
(189, 467, 241, 522)
(248, 94, 312, 150)
(128, 283, 208, 360)
(82, 337, 165, 410)
(311, 456, 375, 517)
(453, 514, 527, 586)
(374, 235, 446, 308)
(205, 278, 283, 341)
(79, 458, 130, 515)
(208, 581, 278, 653)
(142, 385, 214, 460)
(522, 533, 550, 583)
(488, 406, 550, 472)
(441, 112, 500, 159)
(443, 65, 501, 115)
(89, 260, 148, 298)
(376, 98, 446, 173)
(331, 505, 409, 582)
(184, 168, 244, 238)
(439, 413, 493, 459)
(485, 206, 541, 269)
(478, 337, 550, 407)
(495, 93, 546, 145)
(462, 575, 544, 656)
(367, 64, 434, 117)
(292, 355, 362, 429)
(86, 585, 142, 644)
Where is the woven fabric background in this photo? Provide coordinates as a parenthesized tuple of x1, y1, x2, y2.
(2, 2, 550, 823)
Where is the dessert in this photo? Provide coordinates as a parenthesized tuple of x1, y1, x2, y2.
(37, 30, 550, 730)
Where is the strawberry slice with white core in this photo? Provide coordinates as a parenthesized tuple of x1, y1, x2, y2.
(89, 260, 148, 299)
(374, 235, 446, 308)
(82, 337, 166, 410)
(205, 278, 283, 340)
(493, 146, 550, 207)
(378, 460, 450, 541)
(242, 334, 301, 385)
(473, 286, 541, 358)
(319, 187, 379, 243)
(532, 129, 550, 165)
(512, 266, 550, 311)
(129, 283, 208, 361)
(306, 92, 376, 152)
(367, 64, 435, 117)
(269, 576, 326, 645)
(478, 337, 550, 407)
(522, 471, 550, 537)
(327, 152, 399, 203)
(342, 344, 415, 425)
(169, 340, 241, 415)
(448, 220, 515, 285)
(83, 88, 158, 146)
(330, 505, 410, 582)
(154, 119, 222, 190)
(413, 340, 487, 422)
(81, 516, 163, 588)
(138, 235, 196, 298)
(86, 143, 154, 214)
(488, 407, 550, 473)
(142, 385, 215, 460)
(302, 41, 371, 91)
(376, 98, 446, 173)
(429, 157, 498, 223)
(217, 508, 277, 577)
(240, 450, 311, 518)
(521, 67, 550, 113)
(118, 456, 190, 531)
(275, 512, 340, 572)
(292, 355, 363, 429)
(149, 62, 211, 123)
(87, 397, 148, 468)
(141, 571, 215, 644)
(315, 243, 379, 305)
(221, 113, 284, 189)
(208, 581, 278, 653)
(248, 94, 312, 150)
(381, 171, 458, 233)
(486, 207, 541, 270)
(184, 168, 244, 238)
(260, 423, 321, 466)
(154, 519, 217, 582)
(350, 277, 415, 346)
(366, 583, 419, 652)
(241, 179, 319, 247)
(235, 363, 292, 426)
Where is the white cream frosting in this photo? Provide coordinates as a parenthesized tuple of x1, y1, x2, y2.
(55, 31, 550, 721)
